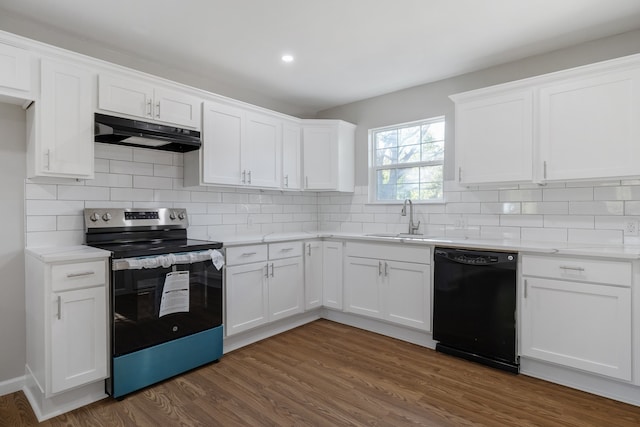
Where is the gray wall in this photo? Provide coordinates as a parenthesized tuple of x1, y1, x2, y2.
(0, 103, 26, 383)
(316, 29, 640, 184)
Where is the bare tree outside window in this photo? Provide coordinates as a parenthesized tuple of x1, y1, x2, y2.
(371, 117, 444, 202)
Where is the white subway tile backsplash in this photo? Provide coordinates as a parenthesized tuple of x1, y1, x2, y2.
(543, 187, 593, 201)
(110, 188, 154, 202)
(58, 185, 110, 201)
(24, 143, 640, 248)
(25, 183, 57, 200)
(110, 160, 154, 176)
(133, 176, 173, 190)
(568, 201, 624, 216)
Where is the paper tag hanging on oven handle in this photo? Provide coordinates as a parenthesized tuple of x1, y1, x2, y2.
(211, 249, 225, 270)
(159, 270, 190, 318)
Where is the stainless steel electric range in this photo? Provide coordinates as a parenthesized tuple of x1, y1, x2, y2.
(84, 207, 224, 398)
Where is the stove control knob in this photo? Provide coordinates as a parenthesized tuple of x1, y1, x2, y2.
(178, 212, 186, 220)
(89, 212, 100, 222)
(169, 211, 177, 220)
(102, 213, 112, 222)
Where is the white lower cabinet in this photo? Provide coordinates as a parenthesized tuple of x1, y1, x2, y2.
(25, 252, 109, 397)
(304, 240, 323, 310)
(322, 241, 344, 310)
(225, 242, 303, 336)
(344, 242, 431, 330)
(520, 255, 632, 381)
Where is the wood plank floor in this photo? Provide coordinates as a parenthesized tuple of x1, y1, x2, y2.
(2, 319, 640, 426)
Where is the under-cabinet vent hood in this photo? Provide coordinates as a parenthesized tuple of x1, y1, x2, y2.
(94, 113, 201, 153)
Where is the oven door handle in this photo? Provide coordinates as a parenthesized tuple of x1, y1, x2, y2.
(112, 249, 223, 271)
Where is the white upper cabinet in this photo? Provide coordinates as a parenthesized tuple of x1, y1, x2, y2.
(27, 59, 95, 179)
(451, 53, 640, 185)
(98, 73, 201, 128)
(0, 42, 31, 93)
(538, 66, 640, 181)
(282, 121, 301, 190)
(244, 111, 282, 188)
(186, 100, 282, 189)
(302, 120, 355, 192)
(453, 90, 533, 184)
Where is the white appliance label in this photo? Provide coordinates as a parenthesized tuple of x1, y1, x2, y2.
(159, 270, 190, 317)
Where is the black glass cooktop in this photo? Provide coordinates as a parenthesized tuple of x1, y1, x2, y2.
(89, 238, 222, 259)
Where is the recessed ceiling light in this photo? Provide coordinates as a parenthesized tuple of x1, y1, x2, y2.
(281, 54, 294, 63)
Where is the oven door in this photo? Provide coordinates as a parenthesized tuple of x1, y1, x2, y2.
(111, 251, 223, 357)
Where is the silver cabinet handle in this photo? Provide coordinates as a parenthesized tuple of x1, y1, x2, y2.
(241, 252, 257, 257)
(248, 170, 252, 184)
(524, 279, 528, 299)
(156, 101, 161, 118)
(281, 247, 294, 252)
(378, 261, 382, 276)
(147, 100, 152, 116)
(66, 271, 95, 278)
(45, 149, 51, 170)
(241, 170, 246, 183)
(543, 161, 548, 179)
(305, 176, 309, 189)
(559, 265, 585, 272)
(384, 261, 389, 277)
(57, 295, 62, 320)
(458, 167, 462, 182)
(264, 264, 269, 278)
(307, 243, 311, 256)
(270, 263, 274, 278)
(284, 175, 289, 187)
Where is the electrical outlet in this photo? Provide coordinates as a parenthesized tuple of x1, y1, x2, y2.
(624, 220, 638, 236)
(454, 218, 467, 230)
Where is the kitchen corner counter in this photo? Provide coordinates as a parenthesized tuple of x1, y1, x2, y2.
(218, 231, 640, 260)
(25, 245, 111, 263)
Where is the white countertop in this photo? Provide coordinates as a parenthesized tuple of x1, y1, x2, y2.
(221, 232, 640, 260)
(25, 245, 111, 263)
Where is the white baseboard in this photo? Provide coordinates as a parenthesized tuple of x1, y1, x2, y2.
(0, 375, 25, 396)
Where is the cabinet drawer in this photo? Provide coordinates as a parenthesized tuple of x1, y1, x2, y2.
(226, 244, 267, 265)
(269, 241, 302, 260)
(521, 255, 631, 287)
(51, 260, 106, 292)
(346, 242, 430, 264)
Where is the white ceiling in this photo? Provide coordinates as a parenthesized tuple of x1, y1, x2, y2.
(1, 0, 640, 114)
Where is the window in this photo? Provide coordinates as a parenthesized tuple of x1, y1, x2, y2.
(369, 117, 444, 203)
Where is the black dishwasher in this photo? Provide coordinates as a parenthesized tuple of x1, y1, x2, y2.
(432, 247, 519, 373)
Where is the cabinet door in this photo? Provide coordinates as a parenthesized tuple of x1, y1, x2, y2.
(304, 241, 323, 310)
(201, 101, 243, 186)
(39, 60, 94, 178)
(521, 277, 632, 381)
(539, 68, 640, 181)
(385, 260, 431, 330)
(0, 42, 30, 91)
(154, 87, 201, 128)
(322, 241, 343, 310)
(282, 122, 301, 189)
(244, 112, 281, 188)
(98, 74, 154, 119)
(455, 91, 533, 184)
(50, 286, 107, 394)
(225, 262, 268, 336)
(303, 125, 337, 190)
(269, 257, 304, 321)
(344, 257, 382, 319)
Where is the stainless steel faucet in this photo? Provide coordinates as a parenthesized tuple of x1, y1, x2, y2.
(401, 199, 420, 234)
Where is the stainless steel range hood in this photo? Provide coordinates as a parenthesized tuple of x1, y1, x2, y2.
(94, 113, 201, 152)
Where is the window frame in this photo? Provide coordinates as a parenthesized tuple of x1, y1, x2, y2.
(368, 116, 445, 204)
